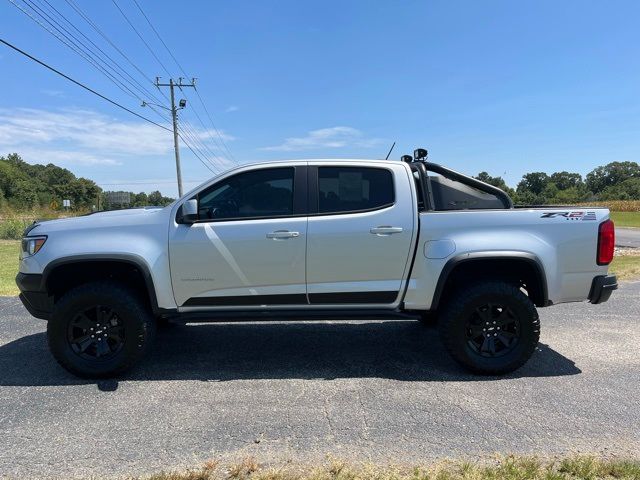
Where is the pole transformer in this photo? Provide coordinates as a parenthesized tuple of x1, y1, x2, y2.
(153, 77, 196, 197)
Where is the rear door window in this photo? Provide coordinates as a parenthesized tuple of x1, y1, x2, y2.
(317, 167, 394, 214)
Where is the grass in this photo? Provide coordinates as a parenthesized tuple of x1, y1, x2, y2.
(610, 212, 640, 228)
(138, 456, 640, 480)
(610, 255, 640, 281)
(0, 240, 20, 296)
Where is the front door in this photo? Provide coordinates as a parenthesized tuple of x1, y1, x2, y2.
(305, 163, 416, 305)
(169, 165, 308, 308)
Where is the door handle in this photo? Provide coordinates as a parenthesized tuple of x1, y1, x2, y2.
(370, 226, 403, 235)
(266, 230, 300, 239)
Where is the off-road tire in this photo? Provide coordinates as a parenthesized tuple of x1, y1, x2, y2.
(438, 281, 540, 375)
(48, 281, 156, 378)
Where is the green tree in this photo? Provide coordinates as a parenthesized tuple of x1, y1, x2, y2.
(0, 153, 104, 210)
(147, 190, 173, 206)
(599, 177, 640, 200)
(586, 161, 640, 194)
(517, 172, 550, 196)
(550, 171, 583, 190)
(474, 172, 516, 197)
(542, 182, 559, 202)
(132, 192, 149, 207)
(475, 171, 507, 189)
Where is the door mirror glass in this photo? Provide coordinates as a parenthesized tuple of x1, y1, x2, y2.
(181, 199, 198, 224)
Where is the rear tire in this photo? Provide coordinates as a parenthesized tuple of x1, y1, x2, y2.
(438, 281, 539, 375)
(48, 281, 156, 378)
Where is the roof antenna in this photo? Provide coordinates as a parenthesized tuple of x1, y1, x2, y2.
(384, 141, 396, 160)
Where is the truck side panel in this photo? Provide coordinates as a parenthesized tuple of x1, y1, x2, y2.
(403, 208, 611, 310)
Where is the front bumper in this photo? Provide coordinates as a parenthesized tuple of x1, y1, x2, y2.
(15, 273, 53, 320)
(588, 274, 618, 304)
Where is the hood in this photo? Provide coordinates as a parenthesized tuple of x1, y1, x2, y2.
(26, 206, 171, 235)
(84, 206, 165, 218)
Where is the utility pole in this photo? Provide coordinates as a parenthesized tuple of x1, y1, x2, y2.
(150, 77, 196, 197)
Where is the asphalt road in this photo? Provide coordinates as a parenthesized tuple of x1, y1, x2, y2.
(1, 284, 640, 479)
(616, 227, 640, 248)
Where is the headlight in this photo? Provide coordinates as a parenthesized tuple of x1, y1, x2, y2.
(21, 236, 47, 256)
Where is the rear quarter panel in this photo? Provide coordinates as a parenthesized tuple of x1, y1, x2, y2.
(403, 208, 611, 310)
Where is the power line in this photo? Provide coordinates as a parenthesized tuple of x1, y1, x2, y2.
(178, 132, 216, 173)
(133, 104, 217, 175)
(0, 37, 172, 132)
(64, 0, 170, 104)
(8, 0, 144, 101)
(179, 122, 224, 171)
(6, 1, 225, 180)
(127, 0, 237, 163)
(16, 0, 171, 106)
(110, 0, 172, 76)
(37, 0, 168, 106)
(180, 119, 229, 171)
(108, 0, 225, 183)
(192, 88, 237, 163)
(144, 99, 217, 176)
(179, 90, 235, 163)
(109, 0, 236, 166)
(131, 0, 188, 74)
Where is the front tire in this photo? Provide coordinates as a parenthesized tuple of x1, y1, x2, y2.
(48, 281, 156, 378)
(439, 281, 540, 375)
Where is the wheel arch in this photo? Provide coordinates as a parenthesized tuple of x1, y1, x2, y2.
(431, 251, 549, 309)
(43, 254, 161, 315)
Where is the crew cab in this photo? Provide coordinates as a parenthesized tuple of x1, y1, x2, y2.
(15, 154, 618, 378)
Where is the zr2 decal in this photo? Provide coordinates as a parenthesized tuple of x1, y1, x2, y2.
(540, 211, 597, 221)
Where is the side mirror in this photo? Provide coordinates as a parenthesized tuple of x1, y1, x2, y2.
(180, 199, 198, 224)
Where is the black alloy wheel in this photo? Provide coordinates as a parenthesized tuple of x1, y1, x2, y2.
(67, 305, 126, 360)
(465, 303, 520, 357)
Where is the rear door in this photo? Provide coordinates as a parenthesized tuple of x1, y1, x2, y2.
(306, 162, 416, 305)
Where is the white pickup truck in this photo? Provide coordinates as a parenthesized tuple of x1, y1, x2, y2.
(16, 153, 617, 378)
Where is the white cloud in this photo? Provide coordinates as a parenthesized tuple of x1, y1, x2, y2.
(225, 105, 239, 113)
(41, 89, 65, 98)
(16, 147, 122, 166)
(188, 127, 236, 143)
(261, 126, 382, 152)
(0, 108, 230, 167)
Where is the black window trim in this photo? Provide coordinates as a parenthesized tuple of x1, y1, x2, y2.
(307, 165, 396, 217)
(185, 165, 307, 224)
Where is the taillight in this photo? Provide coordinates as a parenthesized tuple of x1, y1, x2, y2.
(597, 219, 615, 265)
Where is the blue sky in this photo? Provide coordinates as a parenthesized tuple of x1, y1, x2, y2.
(1, 0, 639, 196)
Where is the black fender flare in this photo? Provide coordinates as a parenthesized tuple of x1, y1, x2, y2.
(42, 254, 161, 314)
(430, 251, 549, 309)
